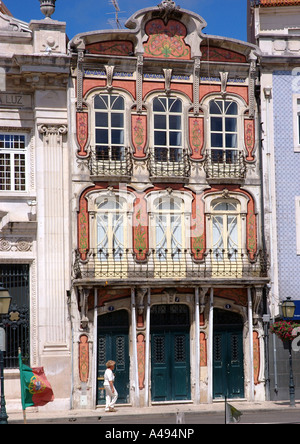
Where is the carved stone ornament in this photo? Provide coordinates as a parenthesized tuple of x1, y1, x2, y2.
(158, 0, 180, 14)
(39, 0, 56, 18)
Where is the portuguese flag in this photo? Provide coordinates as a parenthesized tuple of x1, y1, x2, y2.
(18, 350, 54, 410)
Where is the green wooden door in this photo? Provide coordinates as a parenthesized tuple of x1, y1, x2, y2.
(151, 304, 191, 402)
(97, 310, 129, 405)
(213, 327, 244, 399)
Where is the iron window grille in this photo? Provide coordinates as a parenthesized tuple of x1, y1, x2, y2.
(0, 264, 30, 368)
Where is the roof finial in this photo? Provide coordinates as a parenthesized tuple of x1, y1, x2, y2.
(158, 0, 179, 12)
(39, 0, 56, 18)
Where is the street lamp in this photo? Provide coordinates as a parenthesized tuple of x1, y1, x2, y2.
(281, 297, 296, 320)
(281, 297, 296, 408)
(0, 284, 11, 424)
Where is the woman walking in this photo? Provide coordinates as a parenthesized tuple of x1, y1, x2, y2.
(104, 360, 118, 412)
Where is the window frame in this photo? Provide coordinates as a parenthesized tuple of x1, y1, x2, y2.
(87, 189, 135, 254)
(292, 95, 300, 152)
(204, 192, 249, 254)
(151, 95, 184, 163)
(0, 133, 28, 192)
(210, 198, 241, 255)
(92, 93, 126, 161)
(295, 196, 300, 255)
(209, 99, 239, 164)
(146, 190, 192, 259)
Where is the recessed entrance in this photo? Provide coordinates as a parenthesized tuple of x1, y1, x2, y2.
(150, 304, 191, 402)
(213, 308, 244, 399)
(96, 310, 130, 405)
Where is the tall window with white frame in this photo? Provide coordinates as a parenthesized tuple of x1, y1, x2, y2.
(151, 96, 185, 176)
(153, 196, 184, 261)
(0, 134, 27, 191)
(96, 195, 127, 261)
(209, 99, 238, 165)
(211, 199, 241, 261)
(92, 94, 126, 176)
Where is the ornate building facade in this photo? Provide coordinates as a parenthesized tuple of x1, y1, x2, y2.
(0, 0, 270, 411)
(69, 1, 268, 408)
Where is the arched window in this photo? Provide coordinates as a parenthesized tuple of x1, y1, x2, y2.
(94, 94, 125, 161)
(211, 199, 241, 260)
(96, 195, 127, 260)
(209, 99, 238, 164)
(152, 195, 185, 261)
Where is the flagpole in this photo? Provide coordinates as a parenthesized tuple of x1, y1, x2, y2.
(18, 347, 26, 423)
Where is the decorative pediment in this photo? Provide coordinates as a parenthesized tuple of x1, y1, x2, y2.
(0, 11, 30, 33)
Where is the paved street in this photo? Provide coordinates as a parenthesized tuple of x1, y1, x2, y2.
(8, 408, 300, 425)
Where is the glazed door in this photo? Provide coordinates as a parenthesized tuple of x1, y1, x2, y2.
(97, 310, 129, 405)
(213, 328, 244, 399)
(151, 304, 190, 402)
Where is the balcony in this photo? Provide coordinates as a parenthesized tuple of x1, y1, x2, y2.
(148, 149, 190, 181)
(203, 150, 246, 181)
(73, 248, 268, 285)
(89, 146, 132, 178)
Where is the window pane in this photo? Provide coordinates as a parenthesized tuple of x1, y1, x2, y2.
(225, 117, 237, 132)
(211, 133, 223, 147)
(155, 147, 168, 161)
(94, 95, 108, 110)
(111, 96, 124, 110)
(96, 129, 108, 144)
(111, 113, 124, 128)
(112, 146, 124, 161)
(154, 131, 166, 146)
(169, 115, 181, 130)
(225, 101, 238, 115)
(14, 153, 26, 191)
(153, 98, 166, 112)
(154, 115, 166, 129)
(211, 149, 223, 163)
(96, 146, 109, 160)
(96, 112, 108, 127)
(211, 117, 222, 132)
(170, 131, 182, 147)
(169, 98, 182, 113)
(213, 202, 237, 212)
(0, 153, 10, 190)
(226, 134, 237, 148)
(170, 148, 182, 162)
(111, 129, 124, 145)
(226, 150, 238, 163)
(210, 101, 222, 114)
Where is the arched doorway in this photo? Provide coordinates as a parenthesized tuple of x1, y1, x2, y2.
(213, 308, 244, 399)
(150, 304, 191, 402)
(96, 310, 130, 405)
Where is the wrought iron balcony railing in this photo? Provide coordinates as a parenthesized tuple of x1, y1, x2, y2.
(73, 248, 268, 282)
(89, 146, 133, 177)
(148, 149, 190, 179)
(203, 150, 246, 180)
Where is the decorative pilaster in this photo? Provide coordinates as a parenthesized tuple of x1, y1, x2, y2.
(37, 123, 69, 351)
(193, 58, 200, 115)
(136, 55, 143, 113)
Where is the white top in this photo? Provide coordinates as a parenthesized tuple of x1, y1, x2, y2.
(104, 368, 115, 386)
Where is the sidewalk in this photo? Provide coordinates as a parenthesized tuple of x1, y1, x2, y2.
(6, 400, 300, 423)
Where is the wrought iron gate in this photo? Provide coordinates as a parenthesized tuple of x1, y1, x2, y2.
(0, 264, 30, 368)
